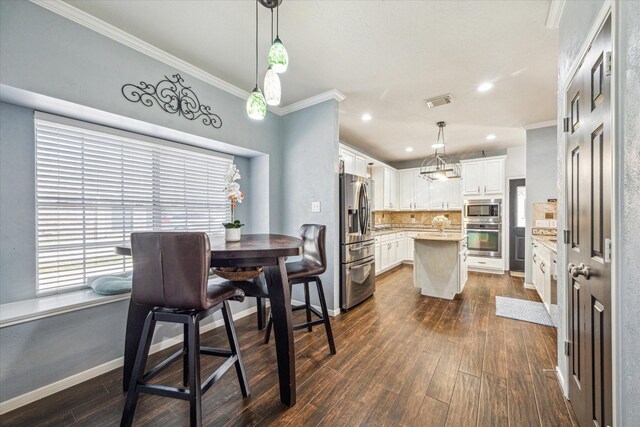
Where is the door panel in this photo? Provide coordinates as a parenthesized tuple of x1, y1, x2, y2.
(483, 159, 504, 194)
(566, 15, 612, 427)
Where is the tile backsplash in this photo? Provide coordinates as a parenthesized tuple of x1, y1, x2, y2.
(373, 210, 462, 228)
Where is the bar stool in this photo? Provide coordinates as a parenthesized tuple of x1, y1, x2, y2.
(121, 232, 250, 427)
(264, 224, 336, 354)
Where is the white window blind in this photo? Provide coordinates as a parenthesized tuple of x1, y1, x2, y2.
(35, 117, 232, 295)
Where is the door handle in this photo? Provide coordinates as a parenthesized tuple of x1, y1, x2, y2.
(477, 186, 480, 193)
(484, 185, 487, 193)
(568, 263, 591, 279)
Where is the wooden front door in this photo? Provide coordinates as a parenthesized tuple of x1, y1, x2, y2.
(566, 14, 612, 427)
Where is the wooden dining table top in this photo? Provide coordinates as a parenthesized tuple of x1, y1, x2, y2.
(115, 233, 303, 259)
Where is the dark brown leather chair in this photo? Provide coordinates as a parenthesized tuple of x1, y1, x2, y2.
(264, 224, 336, 354)
(121, 232, 249, 427)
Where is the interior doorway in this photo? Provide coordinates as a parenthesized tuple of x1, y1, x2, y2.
(509, 178, 526, 272)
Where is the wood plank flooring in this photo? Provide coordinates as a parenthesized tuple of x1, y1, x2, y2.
(2, 266, 577, 426)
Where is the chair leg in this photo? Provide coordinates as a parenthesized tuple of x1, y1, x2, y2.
(315, 278, 336, 355)
(120, 312, 156, 427)
(256, 297, 264, 330)
(222, 301, 250, 397)
(187, 315, 202, 427)
(264, 310, 273, 344)
(182, 323, 189, 387)
(304, 281, 313, 332)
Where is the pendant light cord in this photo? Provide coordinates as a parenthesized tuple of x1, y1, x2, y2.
(255, 0, 259, 86)
(271, 8, 274, 42)
(276, 2, 279, 37)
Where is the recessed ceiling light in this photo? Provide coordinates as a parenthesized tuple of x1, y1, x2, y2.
(431, 143, 444, 149)
(477, 82, 494, 92)
(361, 113, 372, 121)
(405, 147, 414, 152)
(486, 134, 496, 140)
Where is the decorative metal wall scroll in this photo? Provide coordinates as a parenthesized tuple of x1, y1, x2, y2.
(122, 74, 222, 129)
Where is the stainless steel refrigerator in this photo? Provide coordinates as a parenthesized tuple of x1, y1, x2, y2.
(339, 173, 376, 310)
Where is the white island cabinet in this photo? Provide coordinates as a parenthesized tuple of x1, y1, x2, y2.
(413, 233, 468, 300)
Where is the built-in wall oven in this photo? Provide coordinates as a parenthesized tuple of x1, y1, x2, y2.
(464, 199, 502, 223)
(465, 222, 502, 258)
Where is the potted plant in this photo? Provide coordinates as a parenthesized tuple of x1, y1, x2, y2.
(223, 164, 245, 242)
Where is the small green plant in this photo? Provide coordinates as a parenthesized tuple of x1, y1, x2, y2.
(223, 220, 245, 229)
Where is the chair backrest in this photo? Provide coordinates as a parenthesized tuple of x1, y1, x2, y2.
(300, 224, 327, 273)
(131, 232, 211, 310)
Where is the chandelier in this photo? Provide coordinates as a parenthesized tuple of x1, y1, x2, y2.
(420, 121, 461, 181)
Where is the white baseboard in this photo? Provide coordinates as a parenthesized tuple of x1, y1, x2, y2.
(468, 267, 505, 275)
(555, 365, 568, 397)
(0, 305, 259, 415)
(290, 299, 340, 317)
(524, 282, 536, 289)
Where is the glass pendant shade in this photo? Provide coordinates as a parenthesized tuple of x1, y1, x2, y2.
(264, 67, 281, 106)
(246, 87, 267, 120)
(268, 37, 289, 73)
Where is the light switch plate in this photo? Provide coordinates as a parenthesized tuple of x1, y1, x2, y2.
(311, 202, 321, 213)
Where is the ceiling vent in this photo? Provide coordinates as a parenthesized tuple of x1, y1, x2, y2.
(424, 93, 454, 109)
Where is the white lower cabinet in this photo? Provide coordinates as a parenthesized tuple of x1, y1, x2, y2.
(532, 241, 552, 312)
(374, 232, 412, 274)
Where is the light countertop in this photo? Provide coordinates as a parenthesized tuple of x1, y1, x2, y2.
(375, 227, 462, 236)
(414, 232, 466, 242)
(532, 235, 558, 253)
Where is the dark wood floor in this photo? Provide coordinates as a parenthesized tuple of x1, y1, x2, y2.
(3, 266, 577, 426)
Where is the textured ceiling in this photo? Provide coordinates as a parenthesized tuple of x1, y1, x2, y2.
(64, 0, 558, 162)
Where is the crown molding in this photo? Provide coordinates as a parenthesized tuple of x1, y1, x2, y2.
(545, 0, 566, 29)
(29, 0, 345, 116)
(523, 119, 557, 130)
(278, 89, 346, 115)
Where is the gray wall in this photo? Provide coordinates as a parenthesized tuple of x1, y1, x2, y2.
(282, 101, 340, 309)
(0, 1, 340, 403)
(524, 126, 557, 284)
(558, 1, 640, 424)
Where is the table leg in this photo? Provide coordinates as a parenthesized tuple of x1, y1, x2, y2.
(123, 298, 153, 392)
(263, 257, 296, 407)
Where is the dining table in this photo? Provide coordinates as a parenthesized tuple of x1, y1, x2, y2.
(115, 233, 304, 407)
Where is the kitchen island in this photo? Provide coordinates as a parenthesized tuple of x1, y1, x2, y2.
(413, 232, 468, 300)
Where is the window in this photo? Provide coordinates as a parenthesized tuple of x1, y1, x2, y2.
(35, 114, 232, 295)
(517, 186, 526, 228)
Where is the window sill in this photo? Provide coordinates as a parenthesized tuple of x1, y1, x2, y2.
(0, 290, 131, 328)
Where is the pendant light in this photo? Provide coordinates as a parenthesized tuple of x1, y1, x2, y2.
(247, 0, 267, 120)
(264, 8, 281, 105)
(268, 2, 288, 73)
(420, 122, 461, 181)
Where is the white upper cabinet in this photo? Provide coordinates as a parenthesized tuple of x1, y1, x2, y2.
(398, 169, 429, 210)
(462, 161, 483, 195)
(355, 155, 368, 178)
(372, 166, 398, 210)
(482, 158, 504, 194)
(429, 180, 446, 210)
(428, 178, 462, 210)
(461, 157, 505, 196)
(413, 172, 429, 209)
(398, 170, 415, 210)
(447, 178, 462, 209)
(339, 146, 368, 177)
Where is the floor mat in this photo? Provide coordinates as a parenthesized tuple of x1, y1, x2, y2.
(496, 296, 556, 327)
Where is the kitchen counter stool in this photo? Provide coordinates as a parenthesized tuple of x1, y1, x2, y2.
(264, 224, 336, 355)
(121, 232, 250, 427)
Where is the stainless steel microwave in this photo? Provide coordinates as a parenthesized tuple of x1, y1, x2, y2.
(464, 199, 502, 222)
